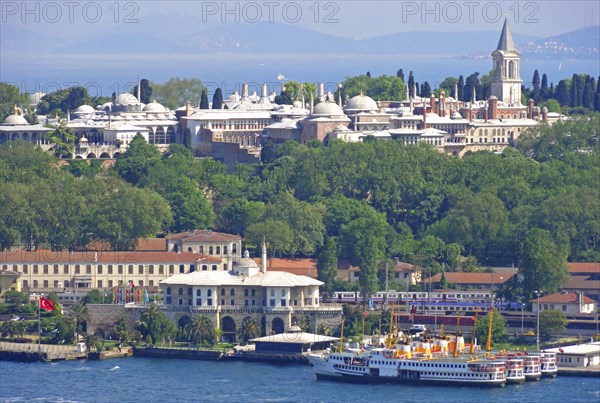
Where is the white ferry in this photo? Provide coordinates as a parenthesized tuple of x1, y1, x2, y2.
(504, 357, 526, 384)
(308, 348, 506, 387)
(523, 355, 542, 381)
(529, 352, 558, 378)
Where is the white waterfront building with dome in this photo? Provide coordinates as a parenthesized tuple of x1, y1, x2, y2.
(157, 244, 342, 342)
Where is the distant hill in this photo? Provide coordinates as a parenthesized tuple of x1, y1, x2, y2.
(519, 26, 600, 59)
(3, 22, 597, 60)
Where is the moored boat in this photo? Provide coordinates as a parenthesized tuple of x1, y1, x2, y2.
(523, 355, 542, 381)
(504, 357, 526, 384)
(308, 348, 506, 387)
(529, 352, 558, 378)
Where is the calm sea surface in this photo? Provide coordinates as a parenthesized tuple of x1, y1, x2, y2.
(0, 357, 598, 403)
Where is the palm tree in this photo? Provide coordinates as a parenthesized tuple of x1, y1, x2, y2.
(186, 316, 213, 346)
(68, 302, 89, 342)
(240, 317, 260, 342)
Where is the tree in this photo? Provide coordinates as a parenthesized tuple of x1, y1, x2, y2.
(457, 75, 465, 101)
(240, 317, 260, 342)
(408, 71, 415, 98)
(582, 75, 594, 109)
(132, 79, 153, 104)
(183, 127, 192, 149)
(68, 302, 89, 342)
(595, 76, 600, 111)
(539, 309, 567, 341)
(317, 237, 338, 295)
(555, 79, 570, 105)
(396, 69, 404, 82)
(83, 289, 103, 304)
(519, 228, 568, 298)
(151, 77, 205, 110)
(474, 310, 506, 346)
(420, 81, 432, 97)
(532, 69, 541, 103)
(114, 133, 161, 186)
(199, 88, 209, 109)
(136, 303, 176, 345)
(37, 86, 92, 115)
(217, 198, 265, 236)
(164, 176, 215, 232)
(47, 122, 76, 158)
(185, 315, 214, 346)
(115, 314, 131, 344)
(245, 219, 293, 258)
(212, 88, 223, 109)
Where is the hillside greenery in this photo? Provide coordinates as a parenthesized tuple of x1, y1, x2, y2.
(0, 114, 598, 299)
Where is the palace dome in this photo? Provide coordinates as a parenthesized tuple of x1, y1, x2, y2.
(3, 114, 28, 125)
(75, 105, 95, 114)
(312, 101, 344, 117)
(344, 94, 378, 112)
(115, 93, 138, 105)
(143, 101, 167, 113)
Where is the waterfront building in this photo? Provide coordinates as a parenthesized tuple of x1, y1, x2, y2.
(423, 272, 512, 292)
(531, 292, 596, 315)
(166, 230, 242, 270)
(0, 269, 21, 301)
(0, 250, 222, 293)
(564, 262, 600, 302)
(545, 342, 600, 367)
(155, 245, 342, 341)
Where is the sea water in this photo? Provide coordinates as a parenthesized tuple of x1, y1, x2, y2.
(0, 357, 599, 403)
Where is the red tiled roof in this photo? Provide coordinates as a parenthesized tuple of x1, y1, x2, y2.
(347, 262, 417, 273)
(0, 250, 221, 264)
(532, 292, 595, 304)
(166, 230, 241, 243)
(568, 262, 600, 275)
(254, 258, 318, 278)
(563, 276, 600, 291)
(425, 272, 513, 285)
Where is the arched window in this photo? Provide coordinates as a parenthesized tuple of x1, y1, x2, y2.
(167, 287, 171, 295)
(230, 288, 235, 296)
(207, 289, 212, 297)
(508, 61, 515, 78)
(221, 288, 225, 296)
(196, 289, 201, 297)
(178, 287, 183, 295)
(216, 246, 221, 254)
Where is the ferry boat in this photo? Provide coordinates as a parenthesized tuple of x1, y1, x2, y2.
(308, 348, 506, 387)
(529, 352, 558, 378)
(523, 355, 542, 381)
(504, 357, 526, 384)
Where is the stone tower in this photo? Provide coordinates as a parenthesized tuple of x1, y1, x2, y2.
(491, 18, 522, 105)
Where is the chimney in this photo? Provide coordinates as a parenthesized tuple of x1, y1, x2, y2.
(318, 83, 324, 99)
(542, 107, 548, 123)
(261, 83, 267, 98)
(186, 100, 190, 117)
(439, 91, 445, 117)
(528, 99, 534, 119)
(430, 95, 436, 115)
(484, 100, 488, 123)
(242, 83, 248, 98)
(488, 96, 498, 120)
(423, 107, 427, 129)
(261, 238, 267, 273)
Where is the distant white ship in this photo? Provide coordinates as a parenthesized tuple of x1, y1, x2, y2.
(276, 74, 286, 81)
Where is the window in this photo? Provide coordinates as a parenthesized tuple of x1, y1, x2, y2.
(212, 265, 217, 271)
(179, 265, 185, 273)
(139, 280, 144, 286)
(108, 265, 113, 274)
(149, 280, 154, 286)
(98, 280, 103, 288)
(221, 288, 225, 296)
(128, 265, 134, 275)
(207, 299, 212, 306)
(148, 265, 154, 274)
(200, 246, 204, 253)
(158, 265, 164, 274)
(244, 289, 249, 297)
(207, 289, 212, 297)
(166, 296, 172, 304)
(86, 265, 92, 274)
(216, 246, 221, 254)
(178, 288, 183, 296)
(166, 287, 171, 295)
(270, 299, 275, 306)
(118, 265, 123, 274)
(233, 244, 237, 254)
(209, 246, 214, 255)
(230, 299, 235, 305)
(53, 280, 59, 288)
(23, 280, 28, 288)
(202, 265, 208, 271)
(223, 246, 228, 254)
(43, 265, 48, 274)
(43, 280, 48, 288)
(271, 289, 275, 297)
(281, 299, 286, 306)
(221, 299, 225, 306)
(251, 289, 256, 297)
(169, 265, 174, 274)
(230, 288, 235, 296)
(190, 264, 195, 272)
(196, 298, 202, 306)
(138, 265, 144, 275)
(108, 280, 113, 288)
(97, 265, 103, 274)
(63, 265, 69, 274)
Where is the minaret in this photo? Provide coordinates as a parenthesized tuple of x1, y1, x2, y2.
(261, 238, 267, 273)
(137, 77, 141, 103)
(491, 17, 522, 105)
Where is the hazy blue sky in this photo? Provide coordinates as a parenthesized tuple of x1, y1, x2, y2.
(3, 0, 599, 39)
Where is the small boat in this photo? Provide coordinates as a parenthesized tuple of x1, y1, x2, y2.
(523, 355, 542, 381)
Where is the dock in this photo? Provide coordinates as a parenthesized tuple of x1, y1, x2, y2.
(557, 366, 600, 378)
(0, 341, 88, 362)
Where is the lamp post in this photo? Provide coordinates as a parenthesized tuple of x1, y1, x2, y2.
(534, 290, 542, 351)
(521, 303, 525, 335)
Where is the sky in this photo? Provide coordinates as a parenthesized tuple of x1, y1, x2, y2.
(2, 0, 599, 39)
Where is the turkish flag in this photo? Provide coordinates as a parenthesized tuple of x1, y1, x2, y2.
(559, 348, 564, 353)
(39, 297, 54, 311)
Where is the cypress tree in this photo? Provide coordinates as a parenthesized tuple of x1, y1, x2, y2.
(408, 71, 415, 98)
(183, 127, 192, 149)
(317, 237, 338, 295)
(570, 74, 579, 107)
(594, 76, 600, 111)
(555, 80, 569, 106)
(199, 89, 209, 109)
(396, 69, 405, 82)
(212, 88, 223, 109)
(457, 75, 464, 101)
(582, 75, 594, 109)
(540, 73, 549, 101)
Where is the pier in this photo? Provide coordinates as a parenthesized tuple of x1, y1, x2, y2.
(0, 341, 88, 362)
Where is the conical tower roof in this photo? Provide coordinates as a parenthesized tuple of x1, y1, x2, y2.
(496, 17, 517, 52)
